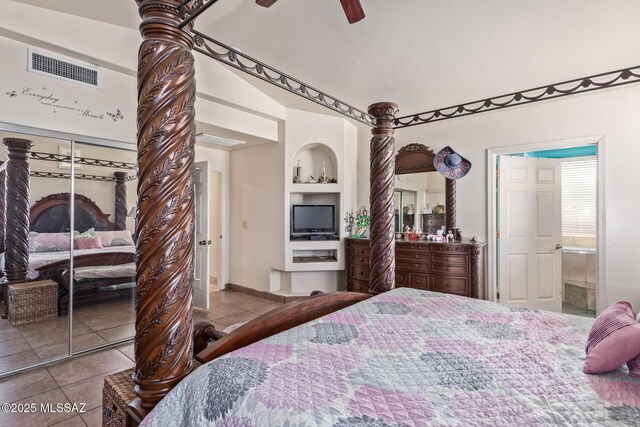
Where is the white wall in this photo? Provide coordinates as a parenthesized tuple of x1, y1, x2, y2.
(357, 85, 640, 308)
(0, 36, 137, 144)
(229, 139, 285, 292)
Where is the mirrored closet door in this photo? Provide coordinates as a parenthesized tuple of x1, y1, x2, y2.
(0, 131, 72, 373)
(0, 124, 136, 376)
(71, 142, 136, 355)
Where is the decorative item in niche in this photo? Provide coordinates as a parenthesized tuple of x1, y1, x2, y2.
(318, 162, 329, 183)
(433, 146, 472, 180)
(4, 86, 124, 122)
(58, 146, 82, 169)
(345, 207, 370, 238)
(293, 160, 302, 183)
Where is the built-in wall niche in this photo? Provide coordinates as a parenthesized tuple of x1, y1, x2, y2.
(292, 143, 338, 184)
(292, 249, 337, 263)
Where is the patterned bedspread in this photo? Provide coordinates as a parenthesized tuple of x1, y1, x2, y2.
(143, 289, 640, 426)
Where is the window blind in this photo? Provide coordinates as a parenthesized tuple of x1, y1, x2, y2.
(561, 159, 596, 237)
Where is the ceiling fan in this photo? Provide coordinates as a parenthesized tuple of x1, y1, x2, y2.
(256, 0, 365, 24)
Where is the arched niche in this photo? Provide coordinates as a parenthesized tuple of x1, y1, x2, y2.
(292, 143, 338, 183)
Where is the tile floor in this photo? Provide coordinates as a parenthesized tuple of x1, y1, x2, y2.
(0, 290, 282, 426)
(0, 295, 136, 373)
(562, 301, 596, 318)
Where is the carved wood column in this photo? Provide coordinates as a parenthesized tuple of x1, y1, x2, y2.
(114, 172, 128, 231)
(368, 102, 399, 294)
(470, 245, 481, 299)
(0, 161, 5, 254)
(446, 178, 456, 231)
(3, 138, 32, 284)
(130, 0, 196, 420)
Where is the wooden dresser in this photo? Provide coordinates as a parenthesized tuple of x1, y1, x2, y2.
(346, 237, 486, 299)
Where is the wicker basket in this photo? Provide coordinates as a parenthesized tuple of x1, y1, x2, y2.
(103, 368, 135, 427)
(8, 280, 57, 326)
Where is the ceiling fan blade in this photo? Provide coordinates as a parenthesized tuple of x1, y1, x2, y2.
(339, 0, 365, 24)
(256, 0, 278, 7)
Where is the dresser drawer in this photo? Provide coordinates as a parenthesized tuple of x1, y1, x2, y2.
(410, 273, 428, 290)
(432, 275, 468, 295)
(351, 255, 370, 266)
(432, 254, 468, 265)
(350, 242, 370, 257)
(350, 279, 369, 293)
(352, 265, 370, 281)
(396, 251, 429, 262)
(432, 262, 468, 275)
(395, 271, 410, 287)
(425, 218, 445, 226)
(396, 260, 429, 272)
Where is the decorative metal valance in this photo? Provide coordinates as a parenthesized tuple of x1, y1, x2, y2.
(30, 152, 136, 170)
(394, 65, 640, 128)
(192, 30, 375, 126)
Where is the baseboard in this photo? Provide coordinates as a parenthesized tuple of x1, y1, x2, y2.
(224, 283, 307, 304)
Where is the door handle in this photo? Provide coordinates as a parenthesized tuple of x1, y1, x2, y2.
(555, 244, 563, 250)
(207, 240, 212, 245)
(199, 240, 208, 246)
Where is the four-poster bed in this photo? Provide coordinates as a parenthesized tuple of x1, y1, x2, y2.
(0, 138, 137, 316)
(120, 1, 640, 425)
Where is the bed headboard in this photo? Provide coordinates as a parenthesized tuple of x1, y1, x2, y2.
(29, 193, 116, 233)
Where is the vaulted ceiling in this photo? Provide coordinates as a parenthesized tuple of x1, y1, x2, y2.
(13, 0, 640, 117)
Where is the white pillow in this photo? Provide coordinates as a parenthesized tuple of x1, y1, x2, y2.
(75, 228, 95, 239)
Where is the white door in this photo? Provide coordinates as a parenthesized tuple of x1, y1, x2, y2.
(209, 171, 222, 291)
(499, 156, 562, 312)
(193, 161, 210, 309)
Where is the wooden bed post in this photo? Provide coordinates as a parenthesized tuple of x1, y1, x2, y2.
(114, 172, 127, 231)
(129, 0, 197, 421)
(367, 102, 399, 294)
(445, 178, 456, 231)
(3, 138, 32, 284)
(0, 161, 5, 254)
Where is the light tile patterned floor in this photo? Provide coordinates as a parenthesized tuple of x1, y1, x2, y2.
(0, 290, 282, 426)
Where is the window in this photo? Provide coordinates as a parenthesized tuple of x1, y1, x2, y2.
(561, 158, 596, 248)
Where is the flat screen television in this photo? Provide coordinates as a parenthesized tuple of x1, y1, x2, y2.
(292, 204, 335, 234)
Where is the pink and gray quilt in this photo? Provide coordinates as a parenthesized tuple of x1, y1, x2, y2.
(142, 289, 640, 426)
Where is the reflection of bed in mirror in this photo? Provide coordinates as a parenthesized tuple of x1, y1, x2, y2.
(27, 193, 136, 315)
(0, 137, 136, 314)
(0, 137, 137, 317)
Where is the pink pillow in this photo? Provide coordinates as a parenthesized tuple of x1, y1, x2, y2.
(583, 301, 640, 374)
(75, 236, 103, 250)
(29, 233, 71, 252)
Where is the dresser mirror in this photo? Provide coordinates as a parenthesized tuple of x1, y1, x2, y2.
(395, 143, 456, 232)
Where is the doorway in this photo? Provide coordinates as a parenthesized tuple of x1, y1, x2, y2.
(487, 136, 605, 317)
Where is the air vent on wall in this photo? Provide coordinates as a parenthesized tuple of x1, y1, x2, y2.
(28, 49, 100, 89)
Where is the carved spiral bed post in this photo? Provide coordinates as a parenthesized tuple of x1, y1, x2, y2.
(445, 178, 456, 231)
(3, 138, 32, 284)
(2, 139, 32, 317)
(114, 172, 128, 231)
(129, 0, 197, 422)
(368, 102, 399, 294)
(0, 161, 5, 254)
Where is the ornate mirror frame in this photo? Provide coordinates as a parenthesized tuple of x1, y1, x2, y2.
(395, 143, 457, 231)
